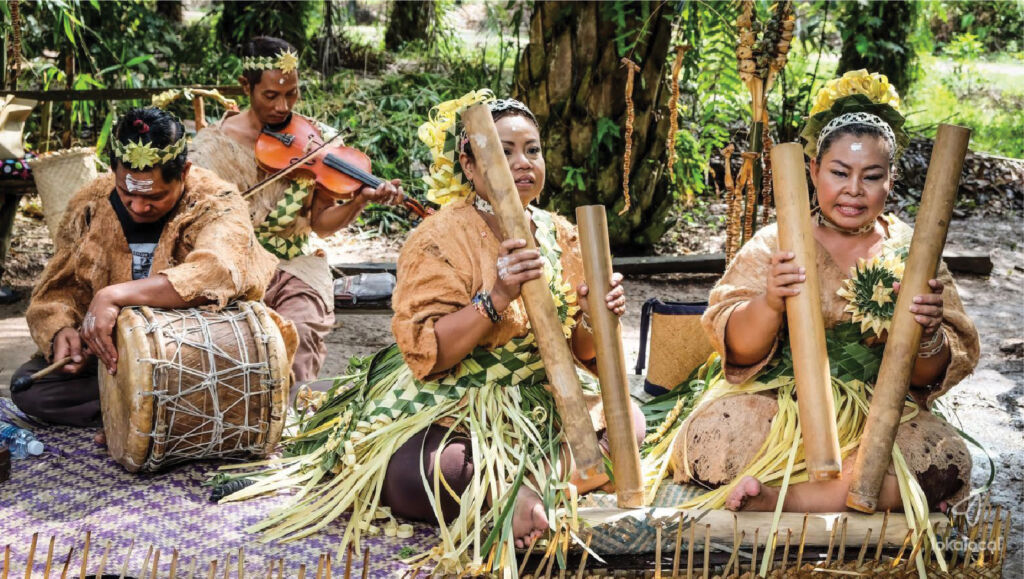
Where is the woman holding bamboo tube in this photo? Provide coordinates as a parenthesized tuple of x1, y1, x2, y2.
(652, 70, 979, 516)
(219, 92, 643, 575)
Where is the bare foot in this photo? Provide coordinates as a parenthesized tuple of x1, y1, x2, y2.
(93, 430, 106, 446)
(512, 486, 549, 549)
(725, 476, 779, 512)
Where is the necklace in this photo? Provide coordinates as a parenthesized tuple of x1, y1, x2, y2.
(814, 210, 877, 236)
(473, 194, 495, 215)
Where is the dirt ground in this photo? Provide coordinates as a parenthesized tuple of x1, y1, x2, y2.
(0, 206, 1020, 574)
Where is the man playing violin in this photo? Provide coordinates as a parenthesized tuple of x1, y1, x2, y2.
(189, 36, 404, 388)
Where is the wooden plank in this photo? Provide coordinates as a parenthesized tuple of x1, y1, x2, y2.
(611, 254, 727, 275)
(5, 85, 244, 102)
(331, 251, 992, 278)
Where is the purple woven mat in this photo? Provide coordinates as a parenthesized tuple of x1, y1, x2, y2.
(0, 417, 437, 577)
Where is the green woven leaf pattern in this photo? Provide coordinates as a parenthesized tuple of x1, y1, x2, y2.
(255, 179, 313, 259)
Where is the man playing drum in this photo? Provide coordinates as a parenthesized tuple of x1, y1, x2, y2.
(10, 107, 279, 427)
(189, 36, 405, 390)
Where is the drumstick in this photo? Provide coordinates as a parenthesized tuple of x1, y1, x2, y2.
(772, 142, 842, 481)
(461, 104, 604, 477)
(576, 205, 643, 507)
(847, 124, 971, 513)
(11, 356, 74, 392)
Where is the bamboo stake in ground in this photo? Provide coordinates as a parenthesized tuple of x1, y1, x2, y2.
(771, 142, 842, 480)
(462, 103, 604, 476)
(576, 205, 643, 506)
(847, 124, 971, 513)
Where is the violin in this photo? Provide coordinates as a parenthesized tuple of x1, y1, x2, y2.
(254, 114, 431, 219)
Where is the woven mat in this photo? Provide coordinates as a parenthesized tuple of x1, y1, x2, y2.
(0, 405, 437, 577)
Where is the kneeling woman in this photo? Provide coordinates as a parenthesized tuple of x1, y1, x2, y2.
(224, 94, 643, 574)
(659, 71, 979, 516)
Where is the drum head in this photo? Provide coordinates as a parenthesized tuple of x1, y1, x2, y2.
(99, 308, 156, 473)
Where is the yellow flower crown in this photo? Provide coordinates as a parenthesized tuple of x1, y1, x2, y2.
(241, 49, 300, 75)
(810, 69, 901, 116)
(417, 89, 495, 206)
(112, 136, 187, 171)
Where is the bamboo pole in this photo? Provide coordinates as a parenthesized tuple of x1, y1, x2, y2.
(193, 96, 207, 132)
(771, 142, 842, 480)
(576, 205, 643, 506)
(462, 103, 603, 476)
(847, 124, 971, 513)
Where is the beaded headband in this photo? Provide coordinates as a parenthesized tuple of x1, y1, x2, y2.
(112, 135, 187, 171)
(816, 112, 898, 160)
(241, 49, 300, 75)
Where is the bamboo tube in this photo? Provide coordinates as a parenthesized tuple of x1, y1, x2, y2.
(771, 142, 842, 480)
(576, 205, 643, 506)
(462, 104, 604, 476)
(847, 124, 971, 513)
(193, 96, 206, 132)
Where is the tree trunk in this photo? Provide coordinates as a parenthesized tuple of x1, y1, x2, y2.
(156, 0, 183, 24)
(515, 1, 674, 249)
(836, 1, 918, 95)
(385, 0, 434, 51)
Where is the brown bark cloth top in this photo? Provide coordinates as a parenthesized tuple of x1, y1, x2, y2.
(391, 198, 587, 381)
(703, 220, 979, 406)
(188, 113, 335, 311)
(26, 167, 280, 357)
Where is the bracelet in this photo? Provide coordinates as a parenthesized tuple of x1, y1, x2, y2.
(472, 291, 502, 323)
(917, 330, 946, 359)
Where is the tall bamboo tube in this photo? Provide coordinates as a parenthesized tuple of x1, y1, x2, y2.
(772, 142, 842, 481)
(576, 205, 643, 507)
(847, 124, 971, 513)
(461, 104, 604, 477)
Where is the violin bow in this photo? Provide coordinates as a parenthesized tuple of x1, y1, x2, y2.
(240, 132, 345, 200)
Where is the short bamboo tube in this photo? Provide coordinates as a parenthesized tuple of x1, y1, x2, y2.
(461, 104, 604, 477)
(847, 124, 971, 513)
(772, 142, 842, 481)
(576, 205, 643, 507)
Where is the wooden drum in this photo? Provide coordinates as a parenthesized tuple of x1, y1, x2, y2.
(100, 301, 291, 472)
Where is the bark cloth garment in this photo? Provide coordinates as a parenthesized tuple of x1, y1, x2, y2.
(189, 113, 335, 385)
(12, 168, 284, 426)
(220, 200, 634, 575)
(661, 215, 979, 510)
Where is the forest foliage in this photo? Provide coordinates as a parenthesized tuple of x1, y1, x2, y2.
(2, 0, 1021, 244)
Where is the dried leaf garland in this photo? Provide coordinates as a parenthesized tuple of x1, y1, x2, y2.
(620, 57, 641, 216)
(742, 151, 760, 244)
(665, 44, 690, 186)
(761, 128, 775, 224)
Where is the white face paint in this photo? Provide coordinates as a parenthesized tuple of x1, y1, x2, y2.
(126, 174, 154, 194)
(850, 142, 863, 152)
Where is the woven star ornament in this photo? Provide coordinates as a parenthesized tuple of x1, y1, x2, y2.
(836, 215, 911, 337)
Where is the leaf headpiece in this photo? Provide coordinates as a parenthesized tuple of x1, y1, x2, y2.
(800, 70, 908, 160)
(241, 49, 300, 75)
(416, 89, 495, 206)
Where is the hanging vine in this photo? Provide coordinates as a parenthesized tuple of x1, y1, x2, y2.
(619, 57, 641, 216)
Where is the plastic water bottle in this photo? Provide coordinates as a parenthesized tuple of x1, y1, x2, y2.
(0, 421, 44, 459)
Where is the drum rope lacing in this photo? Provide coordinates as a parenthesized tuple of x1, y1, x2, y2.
(132, 306, 281, 468)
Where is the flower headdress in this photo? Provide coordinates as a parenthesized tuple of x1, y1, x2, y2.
(111, 119, 187, 171)
(241, 49, 300, 75)
(800, 70, 908, 161)
(417, 89, 495, 206)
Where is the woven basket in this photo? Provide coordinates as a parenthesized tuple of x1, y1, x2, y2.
(28, 147, 98, 241)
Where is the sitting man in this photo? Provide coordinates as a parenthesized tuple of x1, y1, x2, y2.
(10, 107, 278, 427)
(189, 36, 404, 389)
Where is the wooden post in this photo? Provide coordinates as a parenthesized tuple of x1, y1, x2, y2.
(461, 104, 603, 477)
(576, 205, 643, 507)
(193, 95, 206, 132)
(771, 142, 842, 481)
(847, 124, 971, 513)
